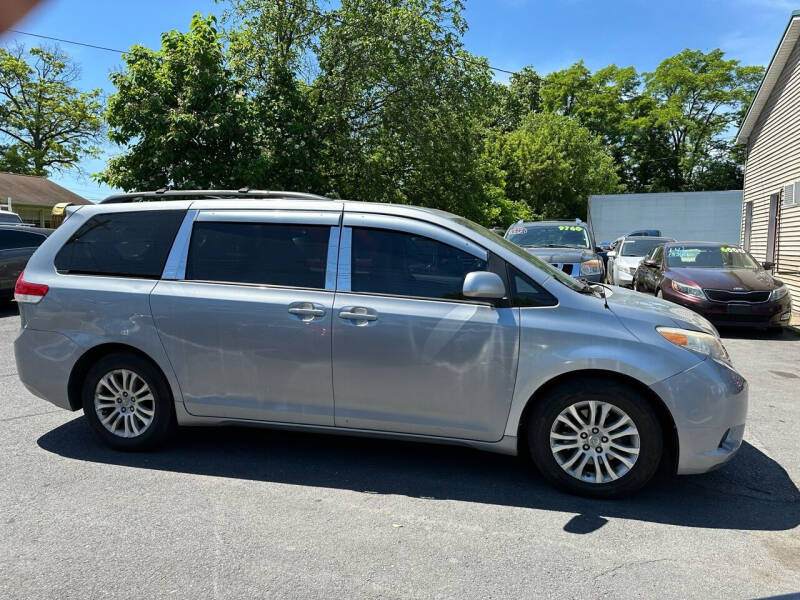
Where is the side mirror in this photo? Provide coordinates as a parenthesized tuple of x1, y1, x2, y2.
(462, 271, 506, 299)
(643, 258, 658, 268)
(762, 261, 775, 270)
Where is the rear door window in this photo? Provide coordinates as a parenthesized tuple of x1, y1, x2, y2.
(0, 229, 47, 250)
(350, 227, 487, 300)
(186, 222, 331, 289)
(55, 211, 185, 278)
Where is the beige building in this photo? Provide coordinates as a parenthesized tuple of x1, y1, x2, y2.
(0, 172, 89, 228)
(736, 10, 800, 316)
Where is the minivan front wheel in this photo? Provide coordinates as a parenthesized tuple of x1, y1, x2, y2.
(527, 380, 663, 498)
(82, 353, 175, 450)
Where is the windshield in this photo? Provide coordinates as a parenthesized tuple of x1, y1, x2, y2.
(665, 245, 760, 269)
(451, 217, 587, 292)
(621, 238, 668, 257)
(506, 224, 590, 249)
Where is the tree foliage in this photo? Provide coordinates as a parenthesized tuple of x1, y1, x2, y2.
(0, 44, 103, 175)
(490, 113, 621, 220)
(98, 1, 764, 224)
(98, 15, 256, 190)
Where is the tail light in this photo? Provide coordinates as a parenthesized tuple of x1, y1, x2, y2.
(14, 270, 49, 304)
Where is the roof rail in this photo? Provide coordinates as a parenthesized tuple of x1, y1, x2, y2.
(99, 189, 333, 204)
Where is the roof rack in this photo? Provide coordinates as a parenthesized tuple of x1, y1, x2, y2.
(99, 189, 333, 204)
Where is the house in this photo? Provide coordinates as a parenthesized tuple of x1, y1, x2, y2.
(0, 172, 89, 227)
(587, 190, 742, 245)
(736, 10, 800, 317)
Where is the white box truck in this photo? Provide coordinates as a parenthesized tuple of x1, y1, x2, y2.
(587, 190, 743, 245)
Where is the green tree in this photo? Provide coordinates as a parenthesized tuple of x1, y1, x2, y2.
(643, 48, 763, 190)
(540, 61, 640, 188)
(312, 0, 507, 222)
(98, 15, 255, 190)
(494, 66, 542, 131)
(490, 113, 621, 220)
(0, 44, 103, 175)
(219, 0, 326, 192)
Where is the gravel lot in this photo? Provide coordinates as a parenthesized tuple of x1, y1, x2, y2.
(1, 304, 798, 600)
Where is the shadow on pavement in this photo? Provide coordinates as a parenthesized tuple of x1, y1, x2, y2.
(38, 417, 800, 532)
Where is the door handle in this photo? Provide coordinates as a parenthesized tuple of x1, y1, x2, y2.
(288, 302, 326, 322)
(338, 307, 378, 322)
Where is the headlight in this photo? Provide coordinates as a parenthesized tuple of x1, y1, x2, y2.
(770, 285, 788, 301)
(580, 259, 603, 276)
(671, 279, 706, 299)
(657, 326, 731, 365)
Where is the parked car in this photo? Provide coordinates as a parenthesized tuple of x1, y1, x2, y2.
(0, 225, 51, 300)
(15, 190, 747, 498)
(504, 219, 604, 282)
(0, 210, 24, 226)
(625, 229, 661, 237)
(606, 236, 674, 287)
(633, 241, 792, 329)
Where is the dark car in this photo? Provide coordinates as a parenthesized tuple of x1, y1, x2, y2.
(504, 220, 604, 282)
(625, 229, 661, 237)
(633, 241, 792, 328)
(0, 226, 52, 300)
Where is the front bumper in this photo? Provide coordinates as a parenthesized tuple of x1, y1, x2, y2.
(662, 287, 791, 328)
(650, 357, 748, 474)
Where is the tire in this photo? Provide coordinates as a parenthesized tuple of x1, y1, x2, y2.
(82, 352, 176, 450)
(526, 378, 663, 498)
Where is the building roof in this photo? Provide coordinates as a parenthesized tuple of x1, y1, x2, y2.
(735, 10, 800, 145)
(0, 172, 89, 208)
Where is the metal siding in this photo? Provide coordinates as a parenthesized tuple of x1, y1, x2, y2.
(744, 35, 800, 314)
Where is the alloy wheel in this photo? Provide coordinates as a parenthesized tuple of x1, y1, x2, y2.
(94, 369, 155, 438)
(549, 400, 641, 484)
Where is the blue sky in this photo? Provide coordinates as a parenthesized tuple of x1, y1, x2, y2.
(0, 0, 795, 200)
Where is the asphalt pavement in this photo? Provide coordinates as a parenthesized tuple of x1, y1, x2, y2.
(1, 304, 798, 599)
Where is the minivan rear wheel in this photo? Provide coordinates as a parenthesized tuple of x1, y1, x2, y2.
(527, 379, 663, 498)
(82, 353, 175, 450)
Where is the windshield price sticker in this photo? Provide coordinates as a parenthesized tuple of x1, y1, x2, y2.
(558, 226, 583, 231)
(668, 247, 693, 257)
(721, 246, 745, 253)
(509, 227, 527, 234)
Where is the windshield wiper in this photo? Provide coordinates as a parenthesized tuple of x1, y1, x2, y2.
(577, 279, 611, 310)
(527, 244, 586, 249)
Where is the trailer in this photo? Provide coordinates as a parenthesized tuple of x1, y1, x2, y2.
(587, 190, 743, 245)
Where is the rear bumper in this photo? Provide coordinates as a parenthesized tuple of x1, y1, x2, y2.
(650, 358, 748, 475)
(662, 288, 791, 328)
(14, 327, 79, 410)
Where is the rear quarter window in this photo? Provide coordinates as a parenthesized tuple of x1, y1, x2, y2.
(54, 211, 185, 278)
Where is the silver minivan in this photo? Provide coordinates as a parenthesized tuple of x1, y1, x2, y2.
(13, 190, 747, 497)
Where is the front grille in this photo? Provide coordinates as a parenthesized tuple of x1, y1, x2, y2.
(551, 263, 576, 275)
(703, 289, 770, 303)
